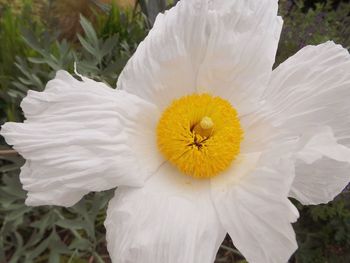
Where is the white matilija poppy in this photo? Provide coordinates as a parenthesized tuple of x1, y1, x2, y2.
(1, 0, 350, 262)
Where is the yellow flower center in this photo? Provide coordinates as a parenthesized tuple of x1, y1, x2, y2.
(157, 93, 243, 179)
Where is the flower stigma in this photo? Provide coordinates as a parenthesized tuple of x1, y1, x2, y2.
(157, 93, 243, 179)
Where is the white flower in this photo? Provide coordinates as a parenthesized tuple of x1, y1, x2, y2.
(1, 0, 350, 262)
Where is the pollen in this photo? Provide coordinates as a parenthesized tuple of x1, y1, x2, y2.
(156, 93, 244, 179)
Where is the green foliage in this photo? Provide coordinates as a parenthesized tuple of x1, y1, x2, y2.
(0, 1, 36, 123)
(0, 165, 114, 263)
(276, 0, 350, 66)
(293, 196, 350, 263)
(76, 5, 147, 85)
(0, 0, 350, 262)
(0, 2, 147, 262)
(137, 0, 179, 25)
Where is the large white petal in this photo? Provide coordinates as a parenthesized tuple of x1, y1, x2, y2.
(198, 0, 282, 114)
(265, 41, 350, 204)
(105, 163, 226, 263)
(1, 71, 162, 207)
(118, 0, 282, 115)
(290, 127, 350, 204)
(117, 0, 209, 110)
(211, 149, 298, 263)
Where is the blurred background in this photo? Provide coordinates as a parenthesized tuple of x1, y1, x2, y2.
(0, 0, 349, 262)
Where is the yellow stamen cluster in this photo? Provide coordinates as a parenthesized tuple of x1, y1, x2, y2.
(157, 93, 243, 179)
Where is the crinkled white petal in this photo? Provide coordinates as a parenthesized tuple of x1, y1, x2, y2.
(0, 71, 163, 207)
(105, 163, 226, 263)
(198, 0, 282, 114)
(211, 150, 298, 263)
(265, 41, 350, 204)
(117, 0, 209, 110)
(239, 108, 287, 154)
(290, 127, 350, 204)
(118, 0, 282, 115)
(265, 42, 350, 139)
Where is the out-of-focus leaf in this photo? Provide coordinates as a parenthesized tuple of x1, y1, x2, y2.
(69, 238, 91, 251)
(79, 15, 99, 49)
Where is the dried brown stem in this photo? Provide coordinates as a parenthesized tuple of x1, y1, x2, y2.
(0, 149, 18, 156)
